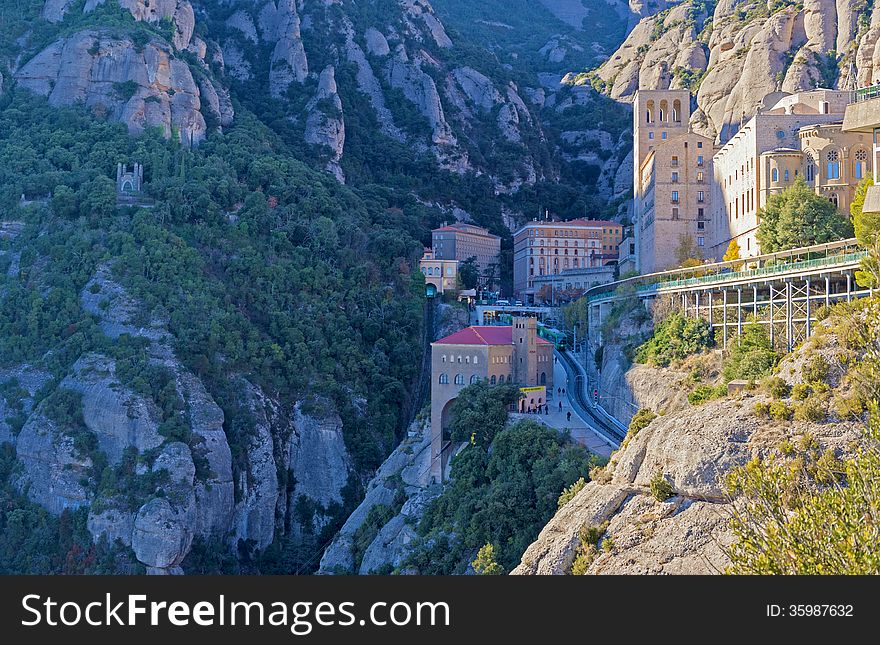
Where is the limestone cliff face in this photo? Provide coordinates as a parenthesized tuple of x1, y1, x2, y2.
(317, 302, 468, 574)
(588, 0, 877, 141)
(7, 264, 354, 573)
(16, 1, 231, 145)
(515, 319, 865, 575)
(214, 0, 551, 185)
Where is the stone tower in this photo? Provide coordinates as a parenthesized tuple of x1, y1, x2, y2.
(512, 316, 539, 386)
(632, 89, 691, 272)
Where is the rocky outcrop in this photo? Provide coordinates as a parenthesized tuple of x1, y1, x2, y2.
(318, 418, 436, 574)
(6, 258, 359, 573)
(14, 414, 92, 515)
(305, 66, 346, 183)
(516, 321, 865, 575)
(61, 354, 164, 465)
(259, 0, 309, 97)
(15, 31, 223, 145)
(589, 0, 879, 141)
(288, 401, 352, 537)
(230, 381, 280, 551)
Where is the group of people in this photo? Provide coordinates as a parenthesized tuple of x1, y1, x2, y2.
(521, 388, 573, 424)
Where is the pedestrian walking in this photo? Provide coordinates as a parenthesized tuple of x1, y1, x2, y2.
(567, 411, 572, 423)
(558, 401, 562, 411)
(544, 405, 549, 415)
(562, 388, 566, 395)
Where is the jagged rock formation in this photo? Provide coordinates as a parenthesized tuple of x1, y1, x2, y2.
(16, 1, 231, 145)
(6, 263, 354, 573)
(515, 315, 865, 575)
(305, 66, 346, 182)
(514, 363, 862, 575)
(588, 0, 880, 142)
(318, 302, 468, 574)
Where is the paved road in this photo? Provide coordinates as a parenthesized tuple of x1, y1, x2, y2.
(510, 359, 615, 459)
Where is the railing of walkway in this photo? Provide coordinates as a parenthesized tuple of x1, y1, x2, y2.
(586, 238, 866, 303)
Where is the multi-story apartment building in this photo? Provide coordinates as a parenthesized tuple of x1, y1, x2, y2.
(638, 129, 715, 272)
(430, 318, 554, 481)
(710, 89, 852, 259)
(431, 222, 501, 282)
(512, 219, 623, 301)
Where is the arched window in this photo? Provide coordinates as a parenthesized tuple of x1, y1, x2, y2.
(454, 374, 465, 385)
(772, 168, 778, 183)
(540, 372, 547, 385)
(439, 373, 449, 384)
(672, 99, 681, 123)
(465, 356, 470, 364)
(826, 150, 840, 179)
(829, 194, 839, 208)
(659, 99, 668, 122)
(470, 375, 479, 384)
(473, 356, 478, 364)
(784, 169, 789, 182)
(855, 148, 868, 180)
(806, 163, 815, 182)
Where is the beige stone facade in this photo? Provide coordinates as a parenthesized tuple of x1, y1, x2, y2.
(710, 90, 852, 260)
(632, 88, 692, 273)
(431, 222, 501, 282)
(799, 123, 873, 214)
(419, 249, 458, 297)
(429, 319, 554, 481)
(638, 129, 715, 273)
(513, 219, 622, 301)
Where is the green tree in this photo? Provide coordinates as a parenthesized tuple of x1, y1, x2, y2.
(51, 185, 77, 219)
(723, 322, 779, 382)
(458, 256, 479, 290)
(447, 381, 521, 445)
(635, 312, 714, 367)
(851, 177, 880, 287)
(471, 543, 504, 575)
(757, 178, 853, 252)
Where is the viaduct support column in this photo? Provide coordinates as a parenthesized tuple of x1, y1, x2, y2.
(722, 289, 728, 348)
(805, 278, 811, 339)
(737, 288, 743, 337)
(786, 281, 793, 353)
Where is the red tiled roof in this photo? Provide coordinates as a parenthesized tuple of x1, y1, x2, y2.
(434, 326, 551, 346)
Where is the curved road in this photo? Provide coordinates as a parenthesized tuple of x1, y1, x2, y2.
(555, 350, 627, 445)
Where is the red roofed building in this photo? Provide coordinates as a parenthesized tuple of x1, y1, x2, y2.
(429, 318, 554, 482)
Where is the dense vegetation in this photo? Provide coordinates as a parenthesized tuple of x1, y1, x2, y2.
(634, 312, 714, 367)
(0, 90, 432, 572)
(406, 384, 601, 574)
(757, 178, 854, 252)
